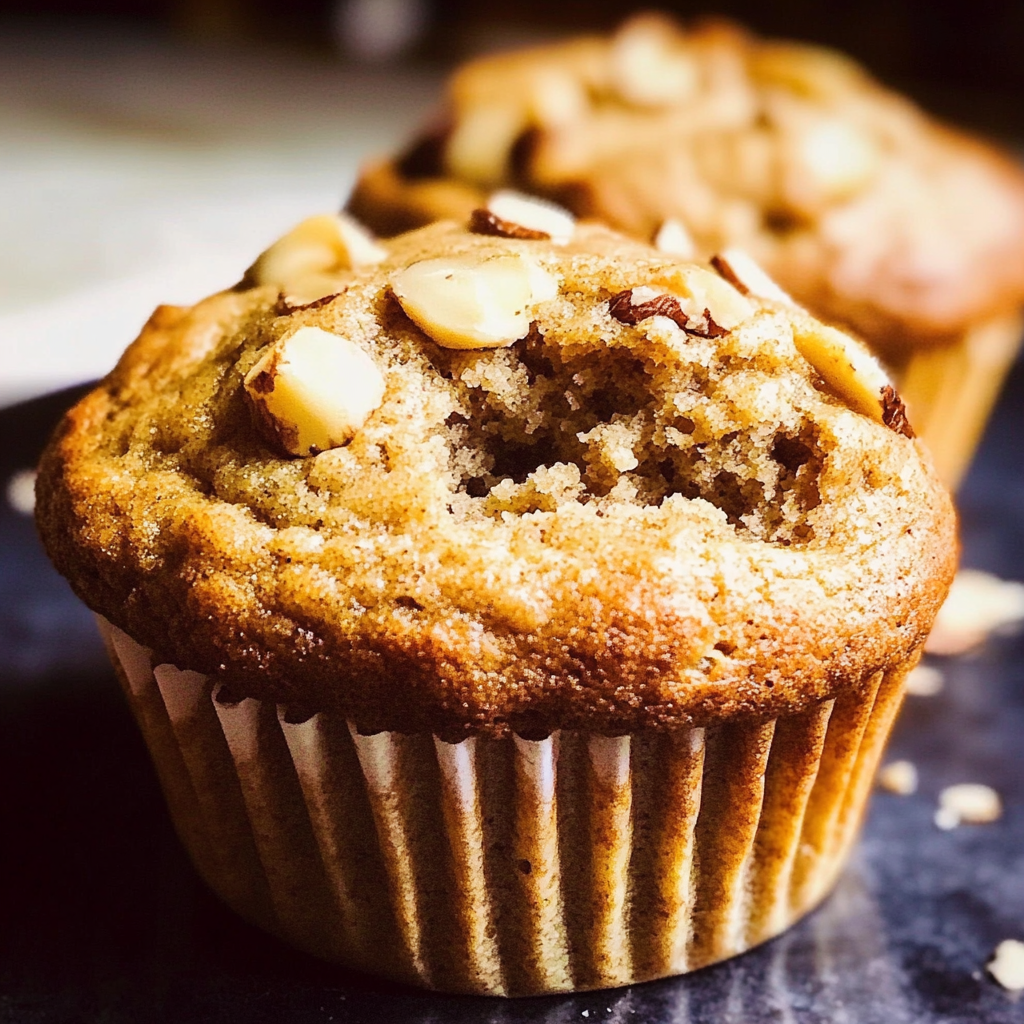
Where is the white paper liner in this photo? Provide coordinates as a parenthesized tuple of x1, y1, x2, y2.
(99, 615, 908, 996)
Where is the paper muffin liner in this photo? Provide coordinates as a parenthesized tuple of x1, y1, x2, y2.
(893, 311, 1023, 490)
(98, 615, 911, 996)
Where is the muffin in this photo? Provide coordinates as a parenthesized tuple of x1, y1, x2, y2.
(348, 13, 1024, 489)
(36, 206, 956, 995)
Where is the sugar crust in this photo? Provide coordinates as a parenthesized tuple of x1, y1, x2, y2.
(36, 221, 956, 738)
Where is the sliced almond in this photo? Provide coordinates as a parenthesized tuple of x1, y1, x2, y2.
(711, 248, 793, 304)
(247, 213, 386, 292)
(654, 218, 696, 259)
(484, 190, 575, 243)
(243, 326, 385, 457)
(791, 317, 913, 435)
(391, 253, 558, 350)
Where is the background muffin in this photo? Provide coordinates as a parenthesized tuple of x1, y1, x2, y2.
(349, 13, 1024, 489)
(36, 211, 956, 994)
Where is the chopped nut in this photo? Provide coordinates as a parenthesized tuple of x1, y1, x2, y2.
(881, 384, 915, 438)
(391, 253, 558, 350)
(988, 940, 1024, 992)
(654, 218, 696, 259)
(246, 213, 386, 302)
(791, 317, 913, 434)
(608, 287, 727, 337)
(677, 266, 754, 329)
(609, 15, 699, 107)
(243, 326, 385, 457)
(470, 208, 549, 241)
(934, 783, 1002, 830)
(878, 760, 918, 795)
(904, 663, 945, 697)
(711, 249, 793, 304)
(797, 118, 879, 199)
(926, 569, 1024, 656)
(481, 190, 576, 243)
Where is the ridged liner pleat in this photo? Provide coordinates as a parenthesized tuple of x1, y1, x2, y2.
(98, 616, 909, 996)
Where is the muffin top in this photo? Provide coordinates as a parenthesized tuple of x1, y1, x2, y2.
(348, 13, 1024, 357)
(37, 209, 956, 738)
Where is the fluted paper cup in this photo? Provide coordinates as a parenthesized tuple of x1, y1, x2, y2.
(98, 616, 910, 996)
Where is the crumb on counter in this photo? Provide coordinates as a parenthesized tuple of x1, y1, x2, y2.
(926, 569, 1024, 657)
(934, 783, 1002, 830)
(6, 468, 36, 516)
(904, 663, 944, 696)
(988, 939, 1024, 992)
(878, 760, 918, 795)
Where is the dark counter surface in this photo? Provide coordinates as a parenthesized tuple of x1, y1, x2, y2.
(2, 367, 1022, 1024)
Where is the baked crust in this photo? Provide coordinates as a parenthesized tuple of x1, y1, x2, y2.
(347, 14, 1024, 357)
(37, 221, 957, 739)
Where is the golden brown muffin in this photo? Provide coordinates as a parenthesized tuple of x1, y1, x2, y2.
(37, 211, 956, 994)
(348, 13, 1024, 487)
(37, 216, 954, 737)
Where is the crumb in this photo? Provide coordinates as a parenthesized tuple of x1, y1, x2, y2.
(988, 939, 1024, 992)
(878, 760, 918, 795)
(926, 569, 1024, 656)
(6, 468, 36, 515)
(904, 663, 944, 696)
(934, 783, 1002, 829)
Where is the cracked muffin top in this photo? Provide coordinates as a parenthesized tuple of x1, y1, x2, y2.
(348, 13, 1024, 359)
(36, 211, 956, 738)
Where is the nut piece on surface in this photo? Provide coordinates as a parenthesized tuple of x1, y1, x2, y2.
(878, 760, 918, 795)
(247, 213, 386, 296)
(654, 218, 696, 259)
(608, 286, 729, 338)
(482, 190, 576, 243)
(988, 939, 1024, 992)
(925, 568, 1024, 656)
(676, 265, 754, 330)
(711, 249, 793, 305)
(934, 783, 1002, 830)
(391, 253, 558, 350)
(243, 326, 385, 457)
(791, 317, 913, 436)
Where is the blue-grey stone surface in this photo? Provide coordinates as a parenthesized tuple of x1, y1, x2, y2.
(2, 368, 1022, 1024)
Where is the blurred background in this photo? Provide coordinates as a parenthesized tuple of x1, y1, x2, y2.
(1, 0, 1022, 405)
